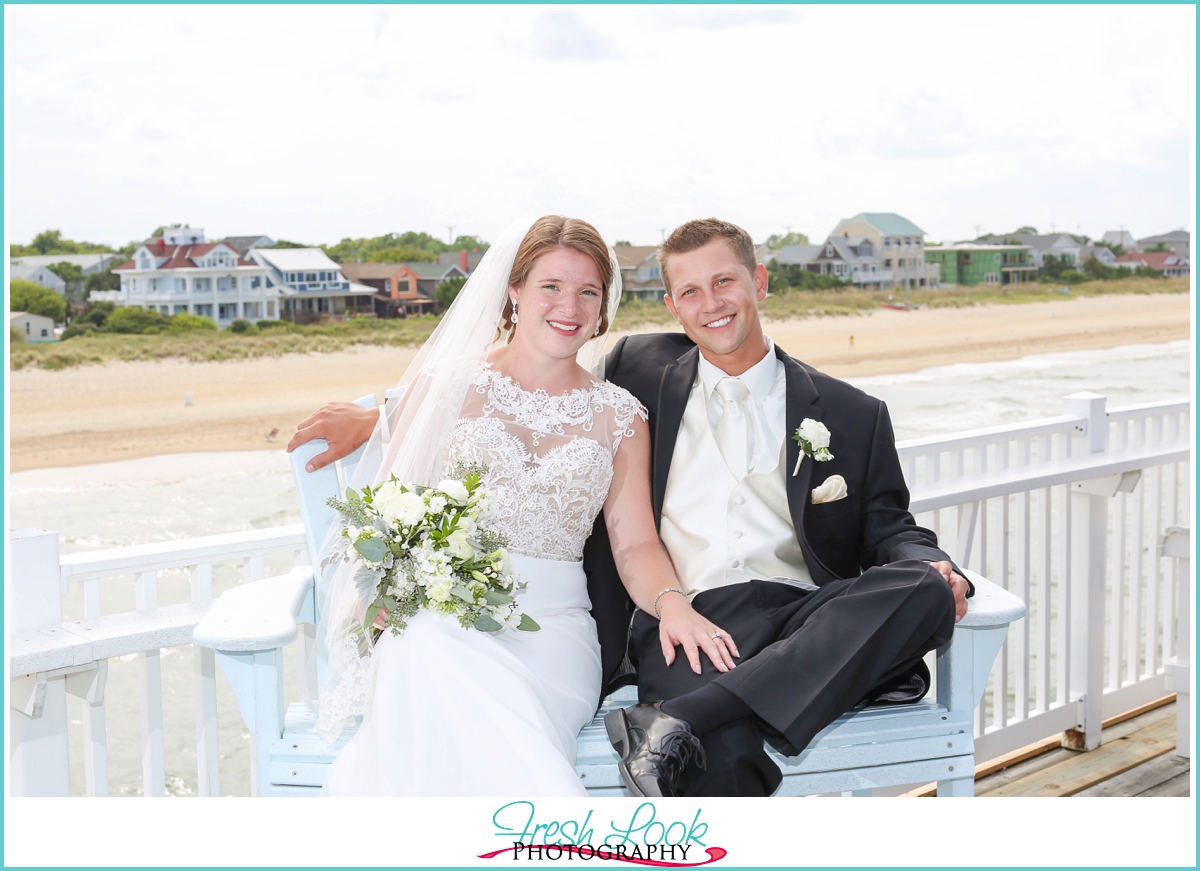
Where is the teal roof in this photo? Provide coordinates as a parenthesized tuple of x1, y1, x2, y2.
(847, 213, 927, 237)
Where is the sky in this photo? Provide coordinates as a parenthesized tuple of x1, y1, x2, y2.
(4, 4, 1195, 249)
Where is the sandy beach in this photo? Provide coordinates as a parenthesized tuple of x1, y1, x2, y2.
(9, 293, 1190, 472)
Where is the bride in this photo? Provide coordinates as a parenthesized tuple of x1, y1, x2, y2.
(312, 215, 730, 796)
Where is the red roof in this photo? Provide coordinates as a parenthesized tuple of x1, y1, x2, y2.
(1114, 251, 1187, 269)
(121, 241, 250, 271)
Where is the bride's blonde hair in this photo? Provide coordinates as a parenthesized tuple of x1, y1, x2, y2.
(499, 215, 615, 341)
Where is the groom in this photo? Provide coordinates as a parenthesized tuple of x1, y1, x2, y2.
(288, 217, 970, 798)
(586, 219, 969, 798)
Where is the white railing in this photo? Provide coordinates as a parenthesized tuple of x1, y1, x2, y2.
(9, 393, 1190, 796)
(900, 394, 1190, 759)
(10, 527, 307, 797)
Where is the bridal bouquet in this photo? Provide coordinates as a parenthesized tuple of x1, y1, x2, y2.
(324, 462, 539, 637)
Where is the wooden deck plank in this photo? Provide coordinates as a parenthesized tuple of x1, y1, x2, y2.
(1074, 753, 1190, 797)
(980, 716, 1176, 797)
(1139, 771, 1191, 798)
(903, 697, 1179, 797)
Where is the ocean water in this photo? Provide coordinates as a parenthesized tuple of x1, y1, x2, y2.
(8, 340, 1192, 795)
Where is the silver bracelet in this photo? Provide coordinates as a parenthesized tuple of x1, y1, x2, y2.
(653, 587, 687, 619)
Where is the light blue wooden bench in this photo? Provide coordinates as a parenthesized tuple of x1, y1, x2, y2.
(194, 394, 1025, 797)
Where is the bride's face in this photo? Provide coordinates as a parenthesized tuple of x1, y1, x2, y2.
(509, 247, 605, 360)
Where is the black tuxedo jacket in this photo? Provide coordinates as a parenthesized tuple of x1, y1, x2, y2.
(583, 332, 962, 693)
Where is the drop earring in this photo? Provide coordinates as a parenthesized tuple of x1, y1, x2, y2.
(510, 299, 519, 324)
(593, 323, 600, 337)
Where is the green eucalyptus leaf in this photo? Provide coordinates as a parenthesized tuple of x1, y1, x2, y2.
(354, 537, 388, 563)
(450, 585, 475, 603)
(517, 614, 541, 632)
(473, 613, 503, 633)
(483, 591, 512, 606)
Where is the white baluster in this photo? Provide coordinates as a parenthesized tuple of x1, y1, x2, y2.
(243, 555, 264, 584)
(136, 570, 166, 796)
(79, 576, 109, 794)
(1147, 466, 1165, 677)
(191, 563, 220, 797)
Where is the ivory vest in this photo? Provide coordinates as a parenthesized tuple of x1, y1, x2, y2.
(660, 374, 812, 597)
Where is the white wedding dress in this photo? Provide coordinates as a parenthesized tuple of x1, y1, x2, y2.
(321, 363, 646, 796)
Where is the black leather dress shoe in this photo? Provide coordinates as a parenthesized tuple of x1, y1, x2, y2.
(604, 703, 706, 797)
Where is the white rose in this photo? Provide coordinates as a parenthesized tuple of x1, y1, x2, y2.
(457, 515, 477, 537)
(799, 419, 831, 450)
(426, 580, 453, 603)
(374, 480, 399, 505)
(445, 529, 475, 561)
(382, 490, 427, 527)
(438, 479, 470, 504)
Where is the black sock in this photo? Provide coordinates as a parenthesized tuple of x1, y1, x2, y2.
(660, 683, 755, 737)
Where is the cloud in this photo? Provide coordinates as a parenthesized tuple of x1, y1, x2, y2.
(132, 125, 173, 142)
(647, 8, 804, 31)
(529, 11, 623, 62)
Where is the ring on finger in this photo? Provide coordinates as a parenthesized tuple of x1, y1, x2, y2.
(711, 631, 724, 641)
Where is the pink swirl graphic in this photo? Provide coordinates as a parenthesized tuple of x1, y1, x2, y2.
(477, 845, 727, 866)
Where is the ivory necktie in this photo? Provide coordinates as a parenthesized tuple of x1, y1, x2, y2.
(713, 377, 753, 480)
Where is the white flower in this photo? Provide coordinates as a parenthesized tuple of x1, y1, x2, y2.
(427, 495, 448, 514)
(438, 479, 470, 504)
(426, 580, 453, 603)
(798, 419, 831, 450)
(445, 529, 475, 561)
(381, 490, 427, 527)
(457, 515, 477, 537)
(374, 479, 400, 505)
(474, 492, 496, 522)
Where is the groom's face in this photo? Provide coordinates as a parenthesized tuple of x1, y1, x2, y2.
(663, 239, 769, 373)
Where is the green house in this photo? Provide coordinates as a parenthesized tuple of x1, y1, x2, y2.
(924, 244, 1036, 287)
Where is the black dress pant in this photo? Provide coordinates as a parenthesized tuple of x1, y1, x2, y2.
(630, 559, 956, 797)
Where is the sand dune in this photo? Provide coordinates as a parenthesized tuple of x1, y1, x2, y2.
(9, 293, 1190, 471)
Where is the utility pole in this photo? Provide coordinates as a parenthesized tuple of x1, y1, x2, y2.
(448, 226, 455, 245)
(974, 224, 982, 240)
(659, 228, 666, 243)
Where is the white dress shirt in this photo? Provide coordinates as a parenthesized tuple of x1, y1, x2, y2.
(660, 337, 814, 597)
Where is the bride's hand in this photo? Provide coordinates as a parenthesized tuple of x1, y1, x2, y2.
(655, 594, 739, 674)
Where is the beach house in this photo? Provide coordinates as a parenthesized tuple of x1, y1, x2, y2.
(249, 247, 375, 322)
(9, 311, 56, 342)
(977, 232, 1081, 270)
(94, 228, 277, 327)
(1137, 230, 1191, 262)
(612, 245, 666, 301)
(338, 262, 464, 318)
(1114, 250, 1191, 279)
(924, 243, 1036, 286)
(828, 213, 940, 290)
(9, 263, 67, 295)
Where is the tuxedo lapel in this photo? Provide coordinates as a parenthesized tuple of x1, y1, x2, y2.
(652, 346, 699, 524)
(778, 348, 836, 580)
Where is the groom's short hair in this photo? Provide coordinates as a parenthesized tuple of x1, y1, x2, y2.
(658, 219, 758, 296)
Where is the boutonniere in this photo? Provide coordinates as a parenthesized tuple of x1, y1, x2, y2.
(792, 418, 833, 476)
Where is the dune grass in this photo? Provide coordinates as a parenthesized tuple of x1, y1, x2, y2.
(10, 278, 1189, 372)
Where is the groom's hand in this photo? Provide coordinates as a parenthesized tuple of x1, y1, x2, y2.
(929, 560, 969, 623)
(286, 402, 378, 472)
(656, 595, 740, 674)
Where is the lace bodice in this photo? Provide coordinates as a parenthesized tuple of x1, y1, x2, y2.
(443, 364, 647, 561)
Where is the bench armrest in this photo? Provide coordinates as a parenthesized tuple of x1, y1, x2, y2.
(193, 567, 314, 652)
(957, 569, 1026, 628)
